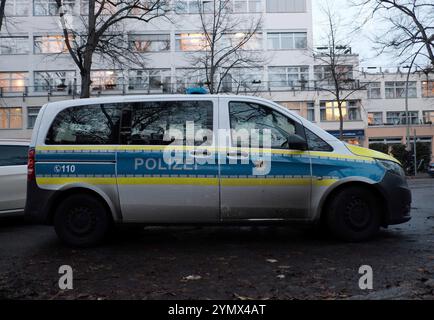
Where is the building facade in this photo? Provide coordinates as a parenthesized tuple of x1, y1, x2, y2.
(361, 68, 434, 162)
(0, 0, 432, 163)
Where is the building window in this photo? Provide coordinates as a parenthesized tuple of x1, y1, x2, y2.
(175, 33, 208, 51)
(129, 34, 170, 52)
(386, 111, 418, 125)
(128, 69, 171, 91)
(27, 107, 41, 129)
(175, 68, 208, 92)
(314, 65, 353, 82)
(0, 72, 27, 92)
(307, 102, 315, 122)
(34, 0, 75, 16)
(423, 111, 434, 124)
(368, 112, 383, 126)
(268, 66, 309, 88)
(366, 82, 381, 99)
(34, 71, 75, 92)
(91, 70, 123, 91)
(0, 36, 29, 55)
(0, 107, 22, 129)
(34, 35, 68, 54)
(80, 0, 117, 15)
(5, 0, 29, 16)
(385, 81, 416, 99)
(233, 0, 262, 13)
(267, 32, 307, 50)
(266, 0, 306, 13)
(320, 101, 361, 122)
(422, 80, 434, 98)
(221, 67, 263, 93)
(222, 33, 262, 51)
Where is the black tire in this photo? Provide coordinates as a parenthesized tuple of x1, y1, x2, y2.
(325, 186, 381, 242)
(54, 194, 112, 247)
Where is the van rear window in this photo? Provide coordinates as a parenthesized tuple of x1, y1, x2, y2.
(45, 104, 122, 145)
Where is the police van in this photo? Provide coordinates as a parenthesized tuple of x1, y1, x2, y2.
(26, 95, 411, 246)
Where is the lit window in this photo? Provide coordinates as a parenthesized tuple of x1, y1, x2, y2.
(368, 112, 383, 126)
(385, 81, 416, 99)
(0, 107, 23, 129)
(129, 34, 170, 52)
(175, 33, 208, 51)
(422, 80, 434, 98)
(0, 72, 28, 92)
(0, 36, 29, 55)
(267, 32, 307, 50)
(320, 101, 361, 122)
(34, 35, 68, 54)
(423, 111, 434, 124)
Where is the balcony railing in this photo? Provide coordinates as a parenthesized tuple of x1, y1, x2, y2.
(0, 80, 366, 99)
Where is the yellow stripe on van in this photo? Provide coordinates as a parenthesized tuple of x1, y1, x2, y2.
(116, 177, 219, 186)
(37, 176, 338, 187)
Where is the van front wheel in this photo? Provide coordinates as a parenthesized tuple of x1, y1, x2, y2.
(325, 186, 381, 242)
(54, 194, 111, 247)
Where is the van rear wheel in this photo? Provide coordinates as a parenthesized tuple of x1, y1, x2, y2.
(325, 186, 381, 242)
(54, 194, 111, 247)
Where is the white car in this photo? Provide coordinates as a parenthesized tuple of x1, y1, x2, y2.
(0, 140, 29, 217)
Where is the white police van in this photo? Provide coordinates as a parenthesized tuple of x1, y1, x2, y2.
(26, 95, 411, 246)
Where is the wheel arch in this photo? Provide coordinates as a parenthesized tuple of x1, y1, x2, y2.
(317, 180, 388, 227)
(46, 186, 119, 225)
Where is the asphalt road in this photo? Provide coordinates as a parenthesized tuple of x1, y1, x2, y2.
(0, 179, 433, 300)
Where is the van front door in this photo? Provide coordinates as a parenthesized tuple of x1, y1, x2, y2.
(116, 99, 219, 223)
(219, 99, 312, 221)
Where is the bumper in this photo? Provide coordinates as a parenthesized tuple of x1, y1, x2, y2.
(376, 171, 412, 226)
(24, 179, 55, 224)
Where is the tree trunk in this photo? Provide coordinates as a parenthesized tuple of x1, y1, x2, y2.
(80, 71, 91, 98)
(0, 0, 6, 32)
(338, 101, 344, 141)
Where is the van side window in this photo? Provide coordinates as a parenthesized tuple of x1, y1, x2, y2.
(229, 101, 297, 149)
(130, 101, 213, 146)
(45, 104, 122, 145)
(0, 145, 28, 166)
(305, 128, 333, 152)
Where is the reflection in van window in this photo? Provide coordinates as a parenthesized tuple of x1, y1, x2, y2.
(305, 128, 333, 152)
(229, 101, 296, 149)
(46, 104, 122, 145)
(130, 101, 213, 146)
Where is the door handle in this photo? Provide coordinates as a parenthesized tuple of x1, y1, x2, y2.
(189, 150, 211, 158)
(227, 151, 249, 160)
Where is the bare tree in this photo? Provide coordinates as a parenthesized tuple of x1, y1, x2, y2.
(55, 0, 169, 98)
(313, 5, 367, 141)
(0, 0, 6, 31)
(353, 0, 434, 66)
(186, 0, 263, 94)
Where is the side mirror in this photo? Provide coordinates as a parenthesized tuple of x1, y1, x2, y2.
(287, 134, 308, 151)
